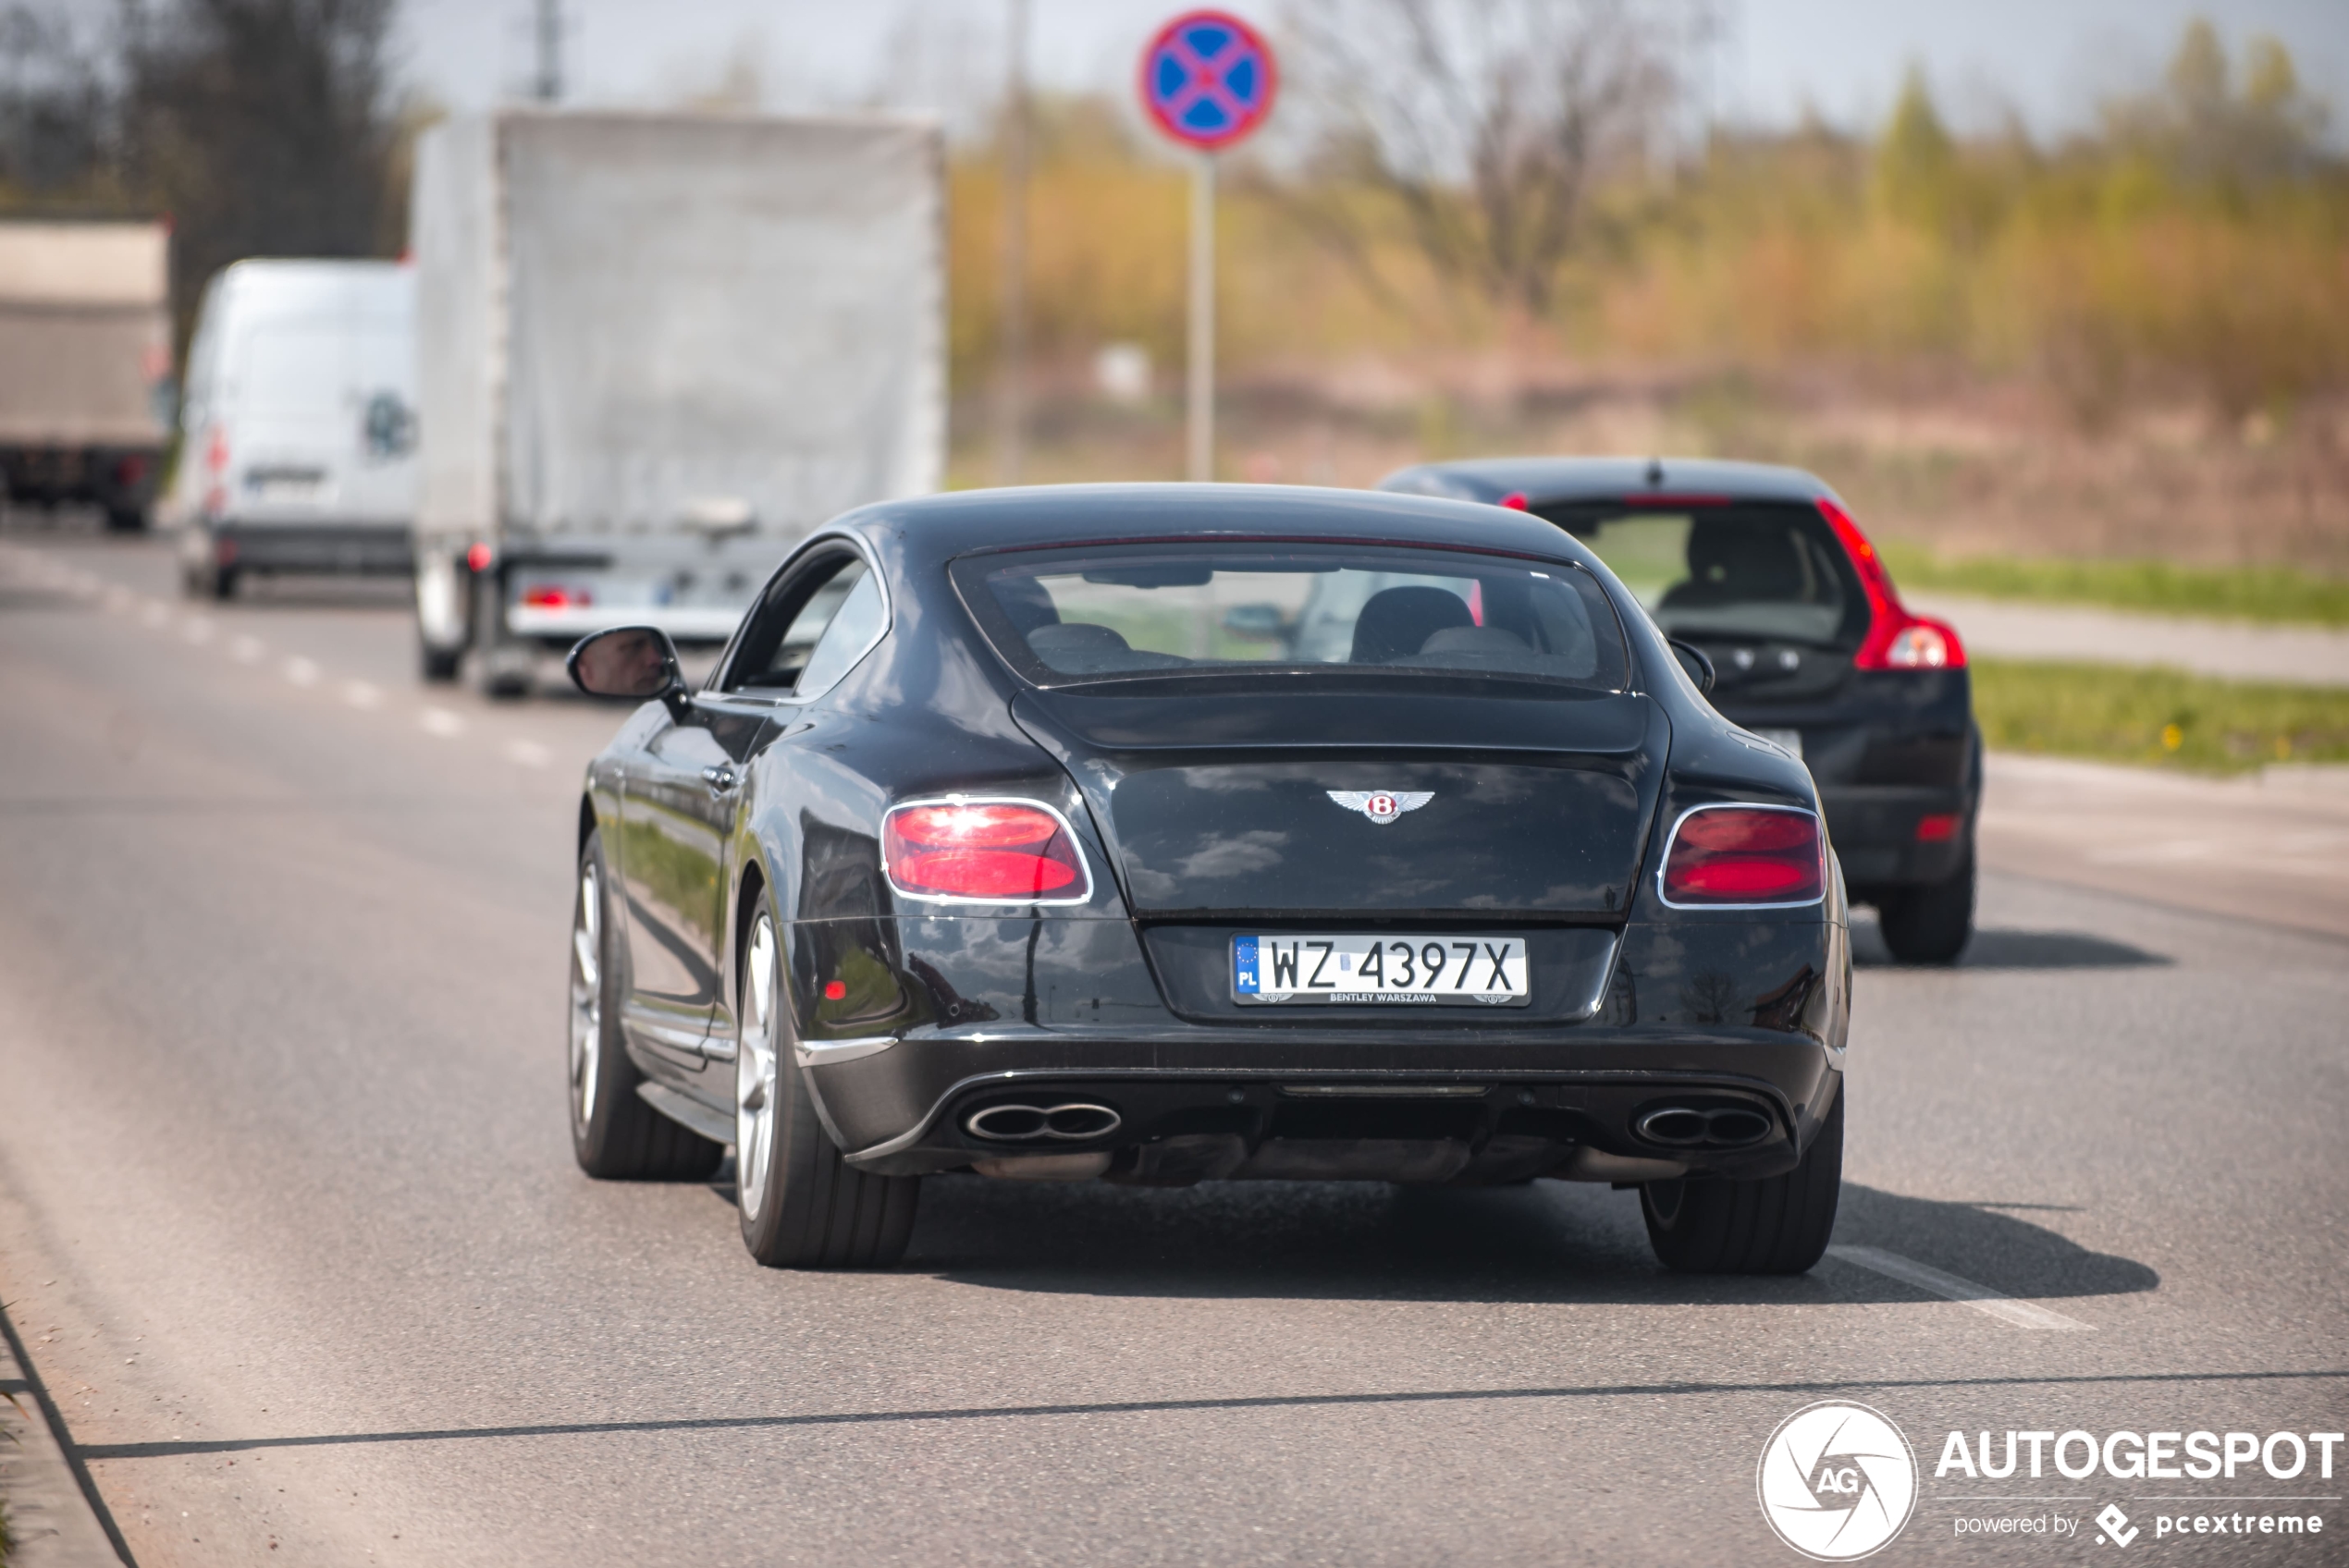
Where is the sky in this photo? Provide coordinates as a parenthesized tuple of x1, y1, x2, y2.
(387, 0, 2349, 144)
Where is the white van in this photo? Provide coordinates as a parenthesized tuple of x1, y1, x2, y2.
(169, 260, 416, 597)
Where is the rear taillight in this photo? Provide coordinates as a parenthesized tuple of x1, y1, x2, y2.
(1496, 491, 1530, 510)
(204, 426, 230, 475)
(882, 800, 1089, 903)
(1814, 496, 1966, 671)
(1915, 812, 1962, 843)
(522, 585, 591, 608)
(1660, 805, 1825, 908)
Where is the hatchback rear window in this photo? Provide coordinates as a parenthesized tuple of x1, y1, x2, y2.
(1541, 503, 1866, 648)
(956, 544, 1629, 693)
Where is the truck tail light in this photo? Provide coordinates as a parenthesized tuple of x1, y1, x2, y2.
(882, 800, 1088, 903)
(522, 585, 591, 608)
(1814, 496, 1966, 671)
(1660, 806, 1825, 907)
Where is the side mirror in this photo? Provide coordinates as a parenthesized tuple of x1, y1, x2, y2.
(568, 626, 690, 717)
(1668, 639, 1716, 695)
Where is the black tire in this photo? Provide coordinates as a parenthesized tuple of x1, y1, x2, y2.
(569, 829, 725, 1180)
(1876, 850, 1974, 964)
(104, 505, 148, 533)
(209, 565, 240, 601)
(418, 639, 462, 683)
(1641, 1087, 1842, 1274)
(734, 904, 919, 1268)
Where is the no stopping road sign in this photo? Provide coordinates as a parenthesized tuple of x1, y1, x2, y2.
(1139, 10, 1277, 151)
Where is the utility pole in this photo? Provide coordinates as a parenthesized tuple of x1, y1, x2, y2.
(994, 0, 1030, 484)
(533, 0, 562, 104)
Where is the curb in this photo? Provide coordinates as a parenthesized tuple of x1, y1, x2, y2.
(0, 1302, 129, 1566)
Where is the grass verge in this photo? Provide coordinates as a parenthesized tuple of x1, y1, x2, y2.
(1881, 545, 2349, 628)
(1973, 658, 2349, 774)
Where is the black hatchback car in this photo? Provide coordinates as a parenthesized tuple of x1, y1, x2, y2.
(1380, 459, 1977, 963)
(564, 484, 1850, 1276)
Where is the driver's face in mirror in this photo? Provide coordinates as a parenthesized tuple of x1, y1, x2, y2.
(576, 629, 673, 698)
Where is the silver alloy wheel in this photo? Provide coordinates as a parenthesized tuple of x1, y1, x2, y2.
(737, 913, 781, 1222)
(569, 862, 601, 1130)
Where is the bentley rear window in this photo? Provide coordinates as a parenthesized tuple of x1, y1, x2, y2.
(958, 544, 1628, 692)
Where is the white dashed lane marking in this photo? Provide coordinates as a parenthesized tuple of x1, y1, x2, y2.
(6, 542, 583, 782)
(1826, 1245, 2094, 1331)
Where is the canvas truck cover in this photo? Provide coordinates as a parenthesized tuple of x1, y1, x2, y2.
(0, 221, 171, 446)
(412, 111, 943, 547)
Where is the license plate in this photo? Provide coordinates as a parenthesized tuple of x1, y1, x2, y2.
(1233, 935, 1530, 1006)
(1753, 728, 1803, 760)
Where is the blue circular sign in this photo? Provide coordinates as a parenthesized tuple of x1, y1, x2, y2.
(1139, 10, 1278, 151)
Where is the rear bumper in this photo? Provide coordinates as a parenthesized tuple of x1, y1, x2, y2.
(2, 444, 164, 508)
(807, 1033, 1841, 1182)
(209, 521, 412, 575)
(1817, 784, 1973, 888)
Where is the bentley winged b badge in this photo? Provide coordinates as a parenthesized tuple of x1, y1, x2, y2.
(1326, 790, 1433, 826)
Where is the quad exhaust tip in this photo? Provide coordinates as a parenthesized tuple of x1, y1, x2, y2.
(965, 1101, 1123, 1143)
(1635, 1104, 1774, 1150)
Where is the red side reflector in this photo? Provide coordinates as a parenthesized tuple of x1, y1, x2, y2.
(465, 542, 493, 572)
(1915, 812, 1962, 843)
(883, 802, 1086, 901)
(1496, 491, 1530, 510)
(1661, 806, 1825, 907)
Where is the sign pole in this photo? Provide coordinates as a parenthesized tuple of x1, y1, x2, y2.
(1187, 151, 1215, 484)
(1138, 10, 1273, 484)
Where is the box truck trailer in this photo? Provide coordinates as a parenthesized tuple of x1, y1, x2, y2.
(408, 110, 944, 691)
(0, 220, 171, 531)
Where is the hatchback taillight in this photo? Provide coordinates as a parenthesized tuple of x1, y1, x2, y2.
(1814, 496, 1966, 671)
(882, 800, 1088, 902)
(1660, 806, 1825, 907)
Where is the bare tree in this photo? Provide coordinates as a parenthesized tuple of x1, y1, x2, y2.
(122, 0, 400, 321)
(1279, 0, 1677, 321)
(0, 3, 115, 201)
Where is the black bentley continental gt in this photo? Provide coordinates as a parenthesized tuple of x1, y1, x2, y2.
(564, 485, 1850, 1274)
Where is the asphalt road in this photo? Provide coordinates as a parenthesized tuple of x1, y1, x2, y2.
(1, 529, 2343, 1567)
(1906, 593, 2349, 689)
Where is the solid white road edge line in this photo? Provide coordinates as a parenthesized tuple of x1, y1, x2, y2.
(1826, 1244, 2095, 1331)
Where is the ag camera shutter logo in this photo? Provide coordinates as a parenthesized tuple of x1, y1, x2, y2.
(1758, 1402, 1919, 1560)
